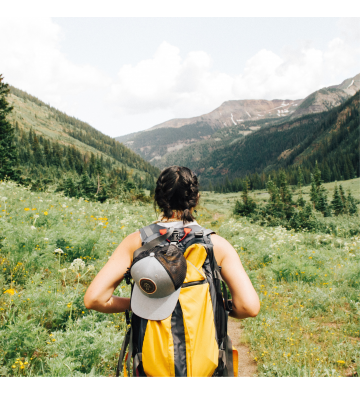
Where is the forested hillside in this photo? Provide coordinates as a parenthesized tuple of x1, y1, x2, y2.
(5, 85, 160, 200)
(200, 92, 359, 191)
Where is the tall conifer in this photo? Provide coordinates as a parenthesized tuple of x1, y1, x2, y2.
(0, 75, 20, 180)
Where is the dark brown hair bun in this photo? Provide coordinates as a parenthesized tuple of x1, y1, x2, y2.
(154, 166, 199, 223)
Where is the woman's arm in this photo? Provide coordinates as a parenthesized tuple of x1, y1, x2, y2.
(211, 234, 260, 319)
(84, 231, 142, 313)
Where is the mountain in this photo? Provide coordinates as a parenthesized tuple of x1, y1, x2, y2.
(7, 86, 159, 187)
(196, 91, 359, 187)
(116, 73, 360, 170)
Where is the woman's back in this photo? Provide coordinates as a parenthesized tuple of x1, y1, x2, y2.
(84, 165, 260, 377)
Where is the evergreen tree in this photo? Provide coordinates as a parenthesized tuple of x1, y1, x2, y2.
(331, 184, 344, 216)
(346, 190, 358, 216)
(0, 75, 20, 180)
(322, 161, 331, 183)
(296, 167, 306, 207)
(233, 180, 256, 216)
(315, 186, 331, 217)
(310, 174, 318, 208)
(339, 184, 346, 206)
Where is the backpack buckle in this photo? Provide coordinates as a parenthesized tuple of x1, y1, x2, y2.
(195, 231, 203, 238)
(169, 229, 181, 243)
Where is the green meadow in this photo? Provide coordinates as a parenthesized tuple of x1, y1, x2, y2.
(0, 178, 359, 376)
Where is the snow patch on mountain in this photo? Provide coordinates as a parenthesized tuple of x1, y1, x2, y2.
(347, 80, 354, 89)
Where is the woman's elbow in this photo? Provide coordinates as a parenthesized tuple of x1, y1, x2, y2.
(246, 302, 260, 317)
(84, 291, 100, 310)
(233, 300, 260, 319)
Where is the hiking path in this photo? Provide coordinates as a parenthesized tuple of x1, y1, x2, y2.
(228, 318, 257, 377)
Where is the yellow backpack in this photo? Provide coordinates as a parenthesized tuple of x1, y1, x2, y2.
(116, 224, 238, 377)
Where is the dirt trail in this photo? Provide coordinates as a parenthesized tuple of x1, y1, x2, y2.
(228, 318, 257, 377)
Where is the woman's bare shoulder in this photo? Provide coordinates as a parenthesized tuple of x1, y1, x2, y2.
(117, 230, 142, 254)
(210, 233, 233, 248)
(210, 233, 237, 264)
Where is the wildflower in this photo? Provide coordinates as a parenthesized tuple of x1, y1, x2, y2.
(32, 208, 37, 211)
(54, 248, 64, 254)
(337, 360, 345, 364)
(34, 214, 39, 219)
(70, 258, 86, 271)
(1, 197, 7, 201)
(24, 208, 30, 211)
(4, 289, 16, 295)
(44, 238, 49, 241)
(30, 225, 36, 230)
(44, 211, 48, 216)
(58, 268, 67, 273)
(87, 265, 95, 271)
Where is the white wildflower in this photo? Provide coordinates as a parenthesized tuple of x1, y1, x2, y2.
(44, 238, 49, 241)
(39, 199, 43, 202)
(62, 204, 67, 208)
(58, 268, 68, 273)
(54, 248, 64, 254)
(1, 197, 7, 201)
(34, 214, 39, 219)
(70, 258, 86, 271)
(98, 222, 104, 226)
(30, 225, 36, 230)
(87, 265, 95, 271)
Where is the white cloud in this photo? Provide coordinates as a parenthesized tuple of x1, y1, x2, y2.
(1, 18, 358, 136)
(108, 41, 234, 117)
(0, 17, 110, 113)
(109, 36, 359, 122)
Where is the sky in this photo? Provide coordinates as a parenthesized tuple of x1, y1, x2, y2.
(1, 16, 359, 137)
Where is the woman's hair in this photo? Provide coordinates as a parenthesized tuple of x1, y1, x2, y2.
(154, 166, 199, 223)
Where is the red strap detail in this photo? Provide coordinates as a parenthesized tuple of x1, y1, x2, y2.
(178, 227, 192, 243)
(159, 229, 167, 235)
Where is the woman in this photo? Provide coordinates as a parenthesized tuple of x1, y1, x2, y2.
(84, 166, 260, 375)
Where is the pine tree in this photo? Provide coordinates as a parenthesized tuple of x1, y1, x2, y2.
(296, 167, 306, 207)
(0, 75, 20, 180)
(233, 180, 256, 216)
(346, 190, 358, 215)
(64, 177, 77, 198)
(322, 162, 331, 183)
(310, 174, 318, 208)
(315, 186, 331, 217)
(339, 184, 346, 206)
(331, 184, 344, 216)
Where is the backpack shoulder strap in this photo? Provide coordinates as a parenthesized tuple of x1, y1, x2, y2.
(139, 223, 163, 244)
(180, 225, 215, 249)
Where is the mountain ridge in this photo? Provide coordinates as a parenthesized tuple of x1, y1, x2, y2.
(116, 73, 360, 171)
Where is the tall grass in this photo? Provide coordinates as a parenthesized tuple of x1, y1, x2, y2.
(0, 180, 359, 376)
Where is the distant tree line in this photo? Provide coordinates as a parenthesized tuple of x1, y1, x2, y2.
(234, 164, 358, 234)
